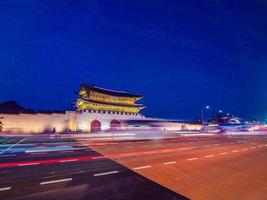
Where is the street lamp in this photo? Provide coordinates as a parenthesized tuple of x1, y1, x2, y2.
(201, 105, 210, 126)
(219, 110, 223, 113)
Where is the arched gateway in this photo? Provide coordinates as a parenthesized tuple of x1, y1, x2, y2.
(91, 120, 101, 132)
(110, 119, 121, 130)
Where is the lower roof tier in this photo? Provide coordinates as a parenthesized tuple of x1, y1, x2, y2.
(76, 98, 145, 113)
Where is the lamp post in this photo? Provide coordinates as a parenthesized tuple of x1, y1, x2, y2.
(201, 105, 210, 126)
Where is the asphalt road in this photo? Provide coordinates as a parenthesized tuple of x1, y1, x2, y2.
(81, 134, 267, 200)
(1, 134, 267, 200)
(0, 135, 186, 200)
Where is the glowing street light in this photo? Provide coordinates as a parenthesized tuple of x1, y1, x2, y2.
(219, 110, 223, 113)
(201, 105, 210, 126)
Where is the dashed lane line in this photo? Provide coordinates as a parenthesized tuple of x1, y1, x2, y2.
(186, 157, 198, 161)
(133, 165, 151, 170)
(0, 187, 12, 192)
(204, 154, 214, 158)
(232, 150, 239, 153)
(93, 171, 119, 177)
(163, 161, 176, 165)
(3, 142, 267, 191)
(40, 178, 72, 185)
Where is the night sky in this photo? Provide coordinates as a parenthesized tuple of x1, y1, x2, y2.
(0, 0, 267, 120)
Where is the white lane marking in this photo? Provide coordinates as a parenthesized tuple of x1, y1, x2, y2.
(0, 138, 26, 155)
(259, 145, 264, 148)
(18, 162, 40, 167)
(204, 154, 214, 158)
(0, 186, 12, 191)
(242, 148, 248, 151)
(0, 154, 16, 157)
(250, 146, 256, 149)
(213, 144, 219, 146)
(163, 161, 176, 165)
(186, 157, 198, 161)
(232, 150, 239, 153)
(59, 159, 78, 163)
(93, 171, 119, 177)
(40, 178, 72, 185)
(133, 165, 151, 170)
(204, 145, 210, 147)
(220, 152, 228, 155)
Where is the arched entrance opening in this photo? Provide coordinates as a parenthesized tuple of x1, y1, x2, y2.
(110, 119, 121, 131)
(91, 120, 101, 132)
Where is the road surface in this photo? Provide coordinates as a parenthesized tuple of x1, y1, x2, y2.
(1, 134, 267, 199)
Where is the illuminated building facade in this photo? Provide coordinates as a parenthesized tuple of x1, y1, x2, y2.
(76, 84, 145, 114)
(74, 84, 146, 132)
(0, 84, 202, 134)
(0, 85, 146, 133)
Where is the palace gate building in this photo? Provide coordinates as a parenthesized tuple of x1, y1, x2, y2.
(0, 84, 201, 133)
(75, 84, 145, 132)
(0, 84, 146, 133)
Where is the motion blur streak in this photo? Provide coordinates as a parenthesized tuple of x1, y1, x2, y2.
(0, 155, 104, 168)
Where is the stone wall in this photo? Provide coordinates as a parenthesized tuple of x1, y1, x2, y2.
(0, 112, 76, 133)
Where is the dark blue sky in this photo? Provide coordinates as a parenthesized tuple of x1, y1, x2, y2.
(0, 0, 267, 120)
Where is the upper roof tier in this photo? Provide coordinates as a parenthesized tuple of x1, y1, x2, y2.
(81, 84, 143, 98)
